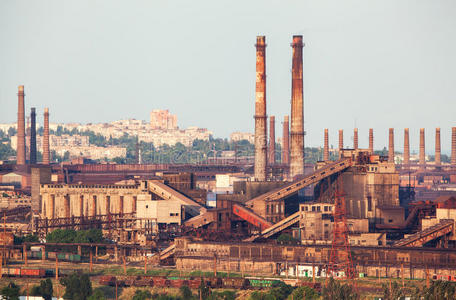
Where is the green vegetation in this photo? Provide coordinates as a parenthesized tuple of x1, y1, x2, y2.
(0, 143, 15, 160)
(287, 286, 319, 300)
(133, 289, 153, 300)
(321, 278, 358, 300)
(60, 273, 93, 300)
(14, 234, 39, 245)
(249, 281, 295, 300)
(46, 228, 104, 244)
(411, 280, 456, 300)
(277, 233, 299, 245)
(30, 279, 53, 300)
(88, 288, 107, 300)
(0, 282, 20, 300)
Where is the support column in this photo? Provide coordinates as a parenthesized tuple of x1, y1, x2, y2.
(119, 196, 124, 215)
(79, 195, 84, 218)
(91, 195, 97, 217)
(64, 194, 70, 218)
(49, 195, 55, 219)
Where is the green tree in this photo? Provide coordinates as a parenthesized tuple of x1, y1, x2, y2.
(322, 278, 358, 300)
(88, 289, 106, 300)
(180, 285, 193, 300)
(382, 281, 404, 300)
(277, 233, 298, 244)
(60, 273, 92, 300)
(132, 289, 152, 300)
(0, 282, 20, 300)
(7, 127, 16, 137)
(30, 279, 53, 300)
(0, 143, 16, 160)
(287, 286, 319, 300)
(199, 278, 210, 300)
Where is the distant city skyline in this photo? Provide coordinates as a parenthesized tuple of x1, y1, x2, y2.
(1, 1, 455, 152)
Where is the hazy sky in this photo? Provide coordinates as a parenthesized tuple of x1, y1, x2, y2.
(1, 0, 455, 153)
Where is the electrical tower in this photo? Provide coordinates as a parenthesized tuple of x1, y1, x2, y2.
(327, 176, 356, 280)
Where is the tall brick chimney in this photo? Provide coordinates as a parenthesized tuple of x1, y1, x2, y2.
(435, 127, 441, 167)
(254, 36, 267, 181)
(369, 128, 374, 154)
(323, 129, 329, 161)
(338, 129, 343, 158)
(290, 35, 305, 178)
(30, 108, 37, 164)
(269, 116, 276, 165)
(452, 127, 456, 166)
(282, 115, 290, 165)
(419, 128, 426, 171)
(43, 108, 50, 164)
(16, 85, 26, 165)
(403, 128, 410, 167)
(353, 128, 358, 150)
(388, 128, 394, 163)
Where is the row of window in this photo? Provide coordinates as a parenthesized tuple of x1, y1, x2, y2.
(300, 205, 332, 212)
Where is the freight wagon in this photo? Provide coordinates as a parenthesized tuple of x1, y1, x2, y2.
(1, 268, 45, 278)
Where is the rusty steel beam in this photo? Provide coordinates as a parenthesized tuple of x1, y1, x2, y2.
(17, 85, 26, 165)
(269, 116, 276, 165)
(290, 35, 305, 179)
(254, 36, 267, 181)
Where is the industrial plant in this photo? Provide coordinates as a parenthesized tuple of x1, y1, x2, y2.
(1, 35, 456, 298)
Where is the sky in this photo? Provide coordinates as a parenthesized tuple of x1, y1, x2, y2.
(1, 0, 455, 153)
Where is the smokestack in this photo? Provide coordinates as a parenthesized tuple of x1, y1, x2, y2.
(404, 128, 410, 167)
(30, 108, 37, 164)
(43, 108, 50, 164)
(369, 128, 374, 154)
(282, 116, 290, 165)
(16, 85, 26, 165)
(338, 130, 343, 150)
(388, 128, 394, 163)
(323, 129, 329, 161)
(452, 127, 456, 166)
(290, 35, 305, 178)
(435, 127, 441, 167)
(269, 116, 276, 165)
(353, 128, 358, 150)
(26, 116, 30, 162)
(254, 36, 267, 181)
(419, 128, 426, 170)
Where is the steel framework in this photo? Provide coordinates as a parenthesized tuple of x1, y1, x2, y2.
(327, 177, 356, 280)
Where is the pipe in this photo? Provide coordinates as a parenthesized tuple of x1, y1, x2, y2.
(282, 116, 290, 165)
(388, 128, 394, 163)
(43, 108, 50, 164)
(30, 108, 37, 164)
(269, 116, 276, 165)
(16, 85, 26, 165)
(324, 129, 329, 161)
(435, 128, 441, 167)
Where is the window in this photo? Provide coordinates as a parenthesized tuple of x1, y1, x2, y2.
(267, 205, 270, 213)
(312, 206, 316, 212)
(317, 206, 321, 212)
(145, 205, 148, 209)
(324, 206, 328, 212)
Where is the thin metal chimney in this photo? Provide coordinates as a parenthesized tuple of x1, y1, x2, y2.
(269, 116, 276, 165)
(323, 129, 329, 161)
(16, 85, 26, 165)
(30, 108, 37, 164)
(254, 36, 267, 181)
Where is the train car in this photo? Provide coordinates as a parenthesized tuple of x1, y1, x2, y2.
(188, 278, 201, 289)
(222, 277, 249, 289)
(134, 276, 153, 287)
(205, 277, 222, 288)
(247, 277, 281, 289)
(168, 277, 188, 288)
(152, 276, 171, 288)
(21, 268, 45, 278)
(99, 276, 117, 286)
(1, 268, 21, 277)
